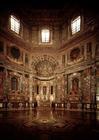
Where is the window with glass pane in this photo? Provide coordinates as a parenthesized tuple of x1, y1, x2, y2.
(10, 15, 20, 34)
(41, 29, 50, 43)
(71, 16, 81, 35)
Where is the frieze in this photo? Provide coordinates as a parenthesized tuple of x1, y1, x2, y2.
(4, 61, 31, 74)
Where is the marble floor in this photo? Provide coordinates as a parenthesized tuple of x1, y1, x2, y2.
(0, 108, 99, 140)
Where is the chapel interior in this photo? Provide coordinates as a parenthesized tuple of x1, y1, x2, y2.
(0, 0, 99, 140)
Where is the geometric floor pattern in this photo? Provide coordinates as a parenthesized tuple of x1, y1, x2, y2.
(0, 108, 99, 140)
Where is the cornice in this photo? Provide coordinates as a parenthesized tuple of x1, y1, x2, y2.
(63, 59, 95, 75)
(0, 28, 31, 52)
(58, 29, 97, 53)
(4, 60, 31, 74)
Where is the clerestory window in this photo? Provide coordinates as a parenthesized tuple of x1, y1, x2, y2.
(71, 16, 81, 35)
(41, 29, 50, 43)
(10, 15, 20, 34)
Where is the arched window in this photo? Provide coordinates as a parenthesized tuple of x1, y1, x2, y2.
(11, 77, 18, 91)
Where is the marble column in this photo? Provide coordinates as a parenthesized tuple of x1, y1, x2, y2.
(29, 74, 33, 109)
(91, 65, 97, 110)
(64, 74, 68, 99)
(92, 42, 96, 59)
(65, 53, 68, 66)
